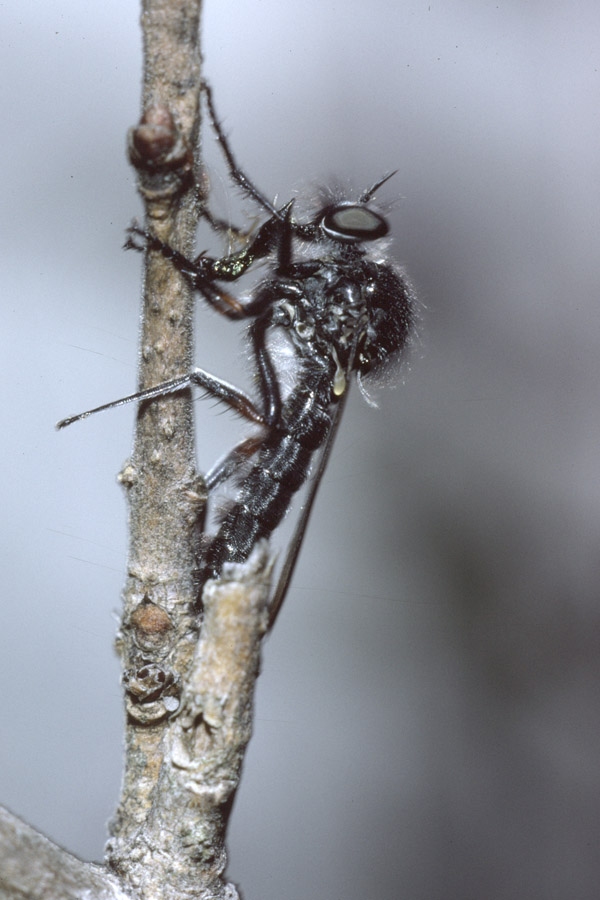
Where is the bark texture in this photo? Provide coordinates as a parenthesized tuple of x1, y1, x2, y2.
(0, 806, 127, 900)
(1, 2, 272, 898)
(107, 1, 272, 897)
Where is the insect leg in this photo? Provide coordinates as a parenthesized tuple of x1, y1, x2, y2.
(200, 205, 258, 243)
(205, 434, 264, 491)
(202, 86, 320, 246)
(57, 367, 265, 430)
(247, 316, 282, 427)
(124, 226, 247, 318)
(125, 210, 287, 315)
(202, 82, 282, 221)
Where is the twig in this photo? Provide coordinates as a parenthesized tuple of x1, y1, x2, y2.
(0, 806, 126, 900)
(106, 2, 271, 898)
(1, 3, 271, 898)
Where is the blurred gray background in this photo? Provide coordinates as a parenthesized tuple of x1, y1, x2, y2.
(1, 2, 599, 898)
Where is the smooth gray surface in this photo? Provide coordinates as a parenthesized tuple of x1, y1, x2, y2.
(1, 3, 599, 899)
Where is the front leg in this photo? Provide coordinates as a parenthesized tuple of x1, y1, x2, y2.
(124, 209, 288, 317)
(124, 226, 245, 318)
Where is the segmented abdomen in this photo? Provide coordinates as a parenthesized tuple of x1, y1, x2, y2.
(199, 366, 334, 584)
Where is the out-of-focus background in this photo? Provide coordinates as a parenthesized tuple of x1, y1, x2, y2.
(1, 3, 599, 898)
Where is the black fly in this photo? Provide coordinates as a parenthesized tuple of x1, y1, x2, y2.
(58, 84, 414, 626)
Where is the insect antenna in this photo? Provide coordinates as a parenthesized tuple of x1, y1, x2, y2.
(359, 170, 398, 203)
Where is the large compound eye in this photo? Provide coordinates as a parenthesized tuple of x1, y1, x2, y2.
(320, 204, 389, 242)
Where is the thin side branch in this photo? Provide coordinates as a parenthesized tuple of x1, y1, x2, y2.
(0, 806, 128, 900)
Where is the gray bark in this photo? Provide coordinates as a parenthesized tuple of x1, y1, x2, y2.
(0, 806, 127, 900)
(1, 2, 272, 897)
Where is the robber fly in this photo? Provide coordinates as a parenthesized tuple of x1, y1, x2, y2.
(58, 83, 415, 627)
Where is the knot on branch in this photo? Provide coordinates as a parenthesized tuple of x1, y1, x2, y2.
(124, 659, 181, 724)
(130, 599, 173, 650)
(128, 105, 194, 202)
